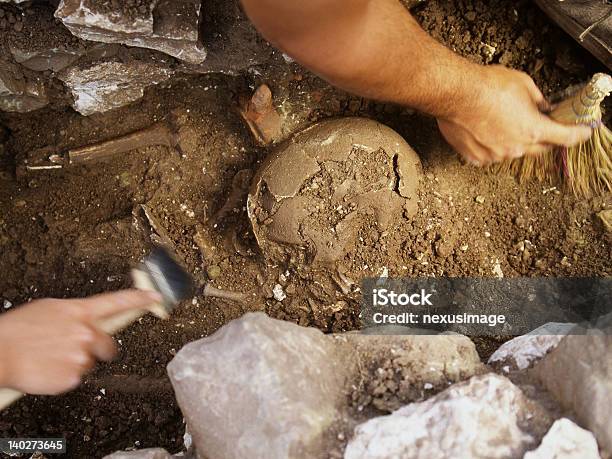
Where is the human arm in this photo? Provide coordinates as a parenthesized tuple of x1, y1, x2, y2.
(241, 0, 592, 164)
(0, 290, 161, 395)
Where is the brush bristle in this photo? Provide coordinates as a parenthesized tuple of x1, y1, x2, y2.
(143, 246, 195, 307)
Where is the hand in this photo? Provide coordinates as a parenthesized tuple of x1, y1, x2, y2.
(437, 65, 593, 166)
(0, 290, 161, 395)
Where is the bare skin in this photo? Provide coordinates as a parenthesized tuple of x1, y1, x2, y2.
(241, 0, 592, 165)
(0, 290, 161, 395)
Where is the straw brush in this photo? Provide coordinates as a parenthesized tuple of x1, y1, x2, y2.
(498, 73, 612, 196)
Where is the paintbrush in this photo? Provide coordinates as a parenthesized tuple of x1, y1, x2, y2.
(497, 73, 612, 196)
(0, 246, 194, 410)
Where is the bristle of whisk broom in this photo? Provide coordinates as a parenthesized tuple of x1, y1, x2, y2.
(495, 73, 612, 196)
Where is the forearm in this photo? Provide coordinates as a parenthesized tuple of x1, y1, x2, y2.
(241, 0, 484, 119)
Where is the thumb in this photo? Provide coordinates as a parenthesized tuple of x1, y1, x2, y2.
(538, 115, 592, 147)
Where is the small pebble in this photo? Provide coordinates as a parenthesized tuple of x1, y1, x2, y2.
(475, 195, 485, 204)
(272, 284, 286, 302)
(3, 299, 12, 309)
(206, 265, 221, 279)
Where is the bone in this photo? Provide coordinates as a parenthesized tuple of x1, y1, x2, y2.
(202, 284, 249, 304)
(69, 122, 177, 164)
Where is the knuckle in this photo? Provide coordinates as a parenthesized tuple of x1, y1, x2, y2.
(526, 127, 542, 144)
(74, 324, 96, 344)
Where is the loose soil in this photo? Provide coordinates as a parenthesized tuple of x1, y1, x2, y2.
(0, 0, 610, 457)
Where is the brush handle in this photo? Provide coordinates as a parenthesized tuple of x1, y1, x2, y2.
(570, 73, 612, 117)
(0, 271, 162, 411)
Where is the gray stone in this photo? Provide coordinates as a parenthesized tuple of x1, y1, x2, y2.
(344, 374, 535, 459)
(534, 328, 612, 457)
(0, 60, 48, 113)
(58, 60, 173, 115)
(55, 0, 207, 64)
(167, 312, 350, 459)
(104, 449, 174, 459)
(488, 322, 576, 370)
(10, 46, 83, 72)
(523, 418, 601, 459)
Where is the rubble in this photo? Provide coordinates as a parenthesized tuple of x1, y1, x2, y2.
(58, 60, 174, 115)
(340, 332, 485, 412)
(523, 418, 601, 459)
(488, 322, 575, 370)
(167, 312, 350, 459)
(0, 60, 48, 113)
(534, 325, 612, 456)
(55, 0, 207, 64)
(344, 374, 535, 459)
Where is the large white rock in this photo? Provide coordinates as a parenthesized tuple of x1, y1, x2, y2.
(488, 323, 575, 370)
(55, 0, 207, 64)
(344, 374, 534, 459)
(167, 312, 350, 459)
(523, 418, 601, 459)
(534, 327, 612, 457)
(58, 60, 173, 115)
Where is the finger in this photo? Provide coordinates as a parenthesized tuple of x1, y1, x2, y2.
(87, 326, 117, 362)
(78, 289, 163, 320)
(69, 349, 95, 371)
(520, 73, 551, 111)
(538, 116, 592, 147)
(438, 120, 490, 166)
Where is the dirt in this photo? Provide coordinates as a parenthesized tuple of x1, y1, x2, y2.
(0, 0, 610, 457)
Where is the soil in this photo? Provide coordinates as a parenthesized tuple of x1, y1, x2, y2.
(0, 0, 610, 458)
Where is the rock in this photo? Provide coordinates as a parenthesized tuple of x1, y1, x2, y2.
(523, 418, 601, 459)
(247, 118, 422, 270)
(239, 84, 282, 146)
(488, 322, 576, 370)
(103, 449, 175, 459)
(167, 312, 350, 459)
(340, 332, 485, 412)
(534, 326, 612, 456)
(6, 2, 88, 73)
(10, 46, 83, 73)
(597, 210, 612, 232)
(344, 374, 534, 459)
(58, 60, 173, 115)
(55, 0, 207, 64)
(0, 60, 48, 113)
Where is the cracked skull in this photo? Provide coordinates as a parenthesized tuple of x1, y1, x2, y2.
(247, 117, 423, 271)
